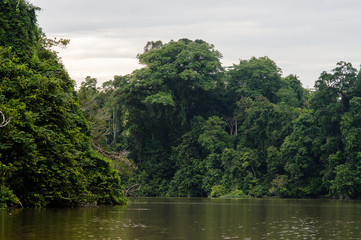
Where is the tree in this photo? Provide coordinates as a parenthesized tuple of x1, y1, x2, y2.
(276, 74, 306, 107)
(227, 57, 283, 104)
(0, 0, 40, 60)
(310, 62, 359, 193)
(111, 39, 225, 195)
(0, 0, 126, 207)
(280, 111, 324, 197)
(78, 76, 111, 148)
(313, 61, 358, 113)
(331, 97, 361, 198)
(198, 116, 232, 154)
(77, 76, 135, 179)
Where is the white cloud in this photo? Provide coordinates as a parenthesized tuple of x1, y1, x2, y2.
(61, 57, 140, 86)
(33, 0, 361, 88)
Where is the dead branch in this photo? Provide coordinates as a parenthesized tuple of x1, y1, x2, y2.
(0, 111, 12, 127)
(91, 141, 136, 172)
(125, 184, 141, 196)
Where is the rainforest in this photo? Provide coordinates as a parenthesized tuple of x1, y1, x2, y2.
(2, 0, 361, 209)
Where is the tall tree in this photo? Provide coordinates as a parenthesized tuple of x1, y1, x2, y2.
(0, 0, 125, 208)
(227, 57, 284, 104)
(111, 39, 225, 194)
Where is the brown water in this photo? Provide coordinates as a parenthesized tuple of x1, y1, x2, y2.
(1, 198, 361, 239)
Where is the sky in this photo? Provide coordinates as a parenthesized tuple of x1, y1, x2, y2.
(32, 0, 361, 89)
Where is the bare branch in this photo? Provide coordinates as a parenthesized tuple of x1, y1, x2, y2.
(91, 141, 136, 174)
(125, 184, 141, 196)
(0, 111, 12, 127)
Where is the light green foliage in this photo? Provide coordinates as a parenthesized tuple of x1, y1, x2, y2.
(0, 0, 126, 208)
(224, 189, 248, 198)
(210, 185, 248, 198)
(0, 0, 40, 60)
(269, 175, 290, 197)
(330, 163, 359, 198)
(144, 91, 175, 106)
(221, 147, 260, 195)
(138, 39, 223, 91)
(210, 185, 227, 198)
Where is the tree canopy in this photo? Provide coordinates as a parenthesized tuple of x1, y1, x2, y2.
(0, 0, 126, 208)
(3, 0, 361, 207)
(78, 36, 361, 200)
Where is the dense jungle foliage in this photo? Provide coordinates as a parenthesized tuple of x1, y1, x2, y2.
(2, 0, 361, 209)
(0, 0, 126, 208)
(81, 38, 361, 200)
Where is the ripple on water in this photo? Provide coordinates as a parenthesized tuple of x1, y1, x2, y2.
(126, 208, 150, 211)
(222, 235, 239, 239)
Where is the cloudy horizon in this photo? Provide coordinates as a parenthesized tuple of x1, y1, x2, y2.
(33, 0, 361, 88)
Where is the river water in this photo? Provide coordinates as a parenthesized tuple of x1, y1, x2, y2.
(1, 197, 361, 239)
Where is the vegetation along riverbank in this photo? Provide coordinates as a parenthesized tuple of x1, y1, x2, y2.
(82, 41, 361, 200)
(0, 0, 126, 208)
(2, 0, 361, 208)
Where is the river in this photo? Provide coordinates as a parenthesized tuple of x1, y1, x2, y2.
(1, 198, 361, 239)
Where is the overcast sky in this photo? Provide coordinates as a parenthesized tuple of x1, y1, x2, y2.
(32, 0, 361, 88)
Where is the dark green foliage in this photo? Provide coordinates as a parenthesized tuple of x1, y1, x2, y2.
(227, 57, 284, 104)
(0, 0, 126, 208)
(330, 97, 361, 198)
(280, 111, 324, 197)
(11, 0, 361, 205)
(78, 40, 361, 198)
(0, 0, 40, 60)
(277, 75, 306, 107)
(105, 39, 225, 195)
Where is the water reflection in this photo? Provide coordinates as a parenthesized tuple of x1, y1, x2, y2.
(1, 198, 361, 239)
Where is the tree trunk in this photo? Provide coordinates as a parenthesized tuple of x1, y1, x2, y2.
(235, 118, 238, 136)
(112, 105, 117, 144)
